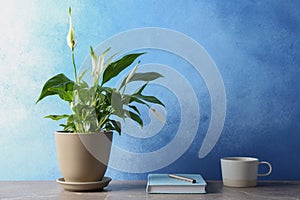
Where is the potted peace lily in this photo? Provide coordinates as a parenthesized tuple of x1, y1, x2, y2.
(36, 7, 164, 189)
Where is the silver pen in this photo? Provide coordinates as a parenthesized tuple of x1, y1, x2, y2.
(168, 174, 196, 183)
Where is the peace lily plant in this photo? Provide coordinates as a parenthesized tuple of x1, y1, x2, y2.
(36, 7, 165, 134)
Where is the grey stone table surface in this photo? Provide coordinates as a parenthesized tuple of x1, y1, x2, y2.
(0, 180, 299, 200)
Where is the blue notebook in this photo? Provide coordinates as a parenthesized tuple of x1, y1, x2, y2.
(146, 174, 207, 194)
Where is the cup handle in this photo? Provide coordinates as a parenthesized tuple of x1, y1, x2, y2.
(257, 161, 272, 176)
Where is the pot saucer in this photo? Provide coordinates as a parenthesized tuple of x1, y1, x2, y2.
(56, 177, 111, 192)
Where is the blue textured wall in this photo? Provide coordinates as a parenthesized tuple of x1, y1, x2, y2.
(0, 0, 299, 180)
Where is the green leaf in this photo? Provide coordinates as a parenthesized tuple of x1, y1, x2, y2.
(44, 114, 69, 121)
(101, 53, 145, 85)
(48, 85, 73, 102)
(127, 111, 143, 127)
(111, 90, 124, 118)
(135, 82, 148, 95)
(110, 120, 121, 135)
(132, 94, 165, 107)
(36, 73, 74, 103)
(119, 72, 163, 89)
(76, 88, 93, 104)
(128, 105, 141, 115)
(65, 115, 76, 132)
(126, 95, 149, 107)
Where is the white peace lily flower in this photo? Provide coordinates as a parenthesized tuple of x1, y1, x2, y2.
(92, 55, 104, 83)
(98, 47, 111, 74)
(90, 46, 98, 82)
(90, 47, 110, 83)
(150, 108, 166, 123)
(66, 7, 76, 50)
(125, 61, 139, 86)
(97, 54, 105, 77)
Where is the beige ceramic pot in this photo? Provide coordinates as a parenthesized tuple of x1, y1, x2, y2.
(55, 131, 113, 182)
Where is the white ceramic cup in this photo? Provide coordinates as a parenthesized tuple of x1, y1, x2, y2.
(221, 157, 272, 187)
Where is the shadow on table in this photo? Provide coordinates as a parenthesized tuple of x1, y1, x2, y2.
(205, 181, 223, 194)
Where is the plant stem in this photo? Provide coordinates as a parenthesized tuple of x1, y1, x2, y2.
(72, 50, 78, 82)
(71, 49, 79, 133)
(98, 109, 114, 128)
(122, 84, 127, 96)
